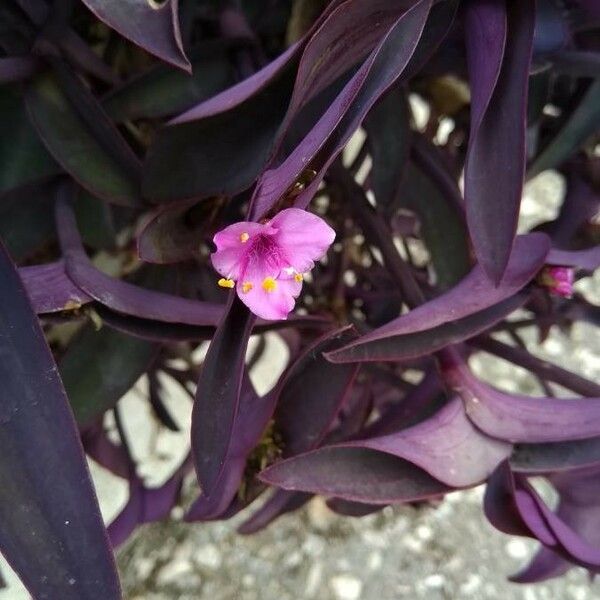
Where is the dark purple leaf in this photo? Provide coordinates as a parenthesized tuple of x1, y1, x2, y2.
(0, 182, 56, 262)
(0, 56, 39, 83)
(464, 0, 536, 283)
(364, 85, 411, 210)
(108, 457, 191, 548)
(81, 421, 130, 480)
(529, 81, 600, 178)
(136, 199, 206, 264)
(511, 437, 600, 474)
(55, 189, 225, 326)
(348, 397, 511, 486)
(327, 294, 525, 363)
(103, 40, 237, 122)
(326, 234, 549, 363)
(0, 240, 121, 599)
(80, 0, 191, 72)
(251, 0, 435, 219)
(19, 261, 92, 313)
(191, 297, 255, 499)
(513, 469, 600, 582)
(238, 490, 313, 535)
(274, 326, 359, 456)
(187, 375, 267, 520)
(0, 86, 59, 194)
(547, 246, 600, 271)
(446, 360, 600, 443)
(260, 447, 450, 504)
(60, 324, 159, 426)
(402, 149, 470, 290)
(25, 73, 140, 206)
(142, 44, 300, 203)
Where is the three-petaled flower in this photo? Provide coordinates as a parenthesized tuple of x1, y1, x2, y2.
(211, 208, 335, 320)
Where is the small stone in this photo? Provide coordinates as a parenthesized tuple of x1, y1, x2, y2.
(194, 544, 222, 570)
(505, 538, 529, 560)
(305, 563, 323, 597)
(367, 551, 382, 571)
(416, 525, 433, 541)
(330, 574, 363, 600)
(423, 574, 445, 588)
(156, 560, 193, 585)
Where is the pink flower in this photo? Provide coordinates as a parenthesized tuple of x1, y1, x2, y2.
(537, 265, 574, 298)
(211, 208, 335, 320)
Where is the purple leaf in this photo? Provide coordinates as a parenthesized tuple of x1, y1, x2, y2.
(0, 240, 121, 599)
(513, 469, 600, 582)
(326, 234, 549, 363)
(528, 81, 600, 178)
(19, 261, 91, 313)
(108, 457, 191, 548)
(237, 490, 312, 535)
(251, 0, 435, 219)
(25, 73, 141, 206)
(511, 437, 600, 475)
(259, 447, 450, 504)
(464, 0, 536, 283)
(237, 327, 360, 530)
(187, 374, 268, 520)
(60, 324, 159, 426)
(55, 187, 225, 326)
(136, 199, 205, 264)
(81, 421, 130, 480)
(446, 360, 600, 443)
(0, 56, 39, 83)
(547, 246, 600, 271)
(274, 326, 359, 456)
(344, 397, 512, 487)
(191, 297, 255, 500)
(80, 0, 191, 72)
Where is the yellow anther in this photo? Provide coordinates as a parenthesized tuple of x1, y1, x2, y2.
(242, 281, 253, 293)
(294, 273, 303, 283)
(240, 232, 250, 243)
(262, 277, 277, 292)
(218, 278, 235, 289)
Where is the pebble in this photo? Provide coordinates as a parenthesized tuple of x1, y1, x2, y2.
(330, 574, 363, 600)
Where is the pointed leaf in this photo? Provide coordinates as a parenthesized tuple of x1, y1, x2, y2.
(464, 0, 536, 282)
(251, 0, 438, 218)
(25, 73, 140, 206)
(344, 397, 511, 487)
(191, 297, 255, 496)
(529, 81, 600, 178)
(60, 324, 159, 426)
(0, 240, 121, 599)
(103, 41, 236, 122)
(327, 234, 548, 363)
(0, 85, 59, 193)
(260, 447, 450, 504)
(81, 0, 191, 71)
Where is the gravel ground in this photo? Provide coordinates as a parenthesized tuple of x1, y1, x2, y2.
(0, 171, 598, 599)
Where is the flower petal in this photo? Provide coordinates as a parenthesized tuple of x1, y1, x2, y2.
(270, 209, 335, 272)
(235, 252, 302, 320)
(211, 222, 264, 279)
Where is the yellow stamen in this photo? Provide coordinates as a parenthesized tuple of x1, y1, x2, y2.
(242, 281, 253, 293)
(218, 278, 235, 289)
(262, 277, 277, 292)
(294, 273, 303, 283)
(240, 232, 249, 243)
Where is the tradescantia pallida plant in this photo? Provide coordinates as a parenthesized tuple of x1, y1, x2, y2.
(0, 0, 600, 595)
